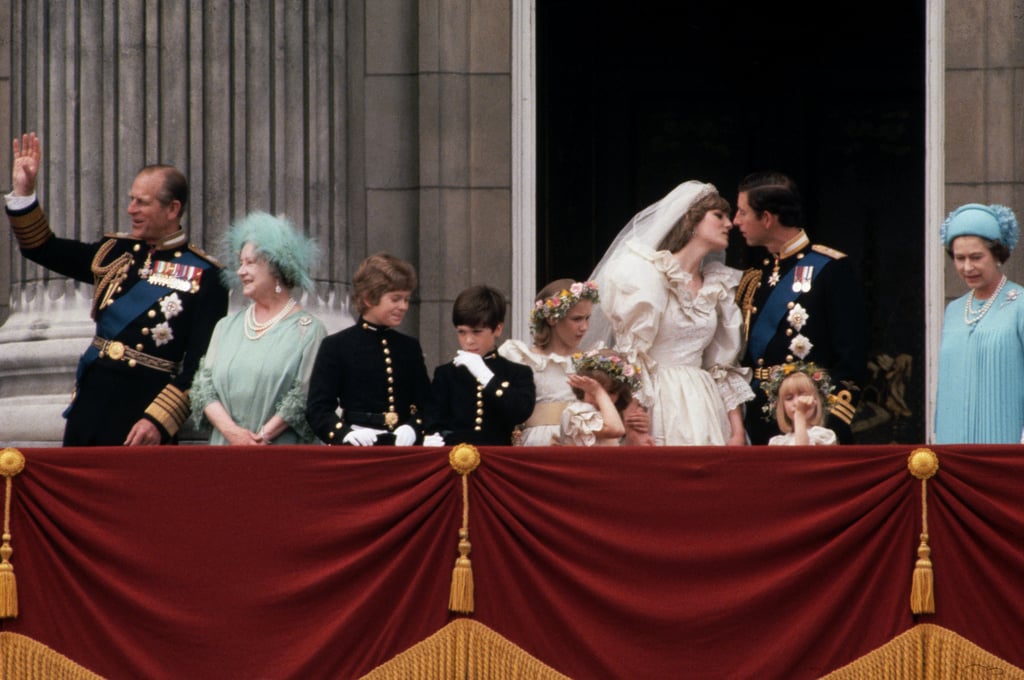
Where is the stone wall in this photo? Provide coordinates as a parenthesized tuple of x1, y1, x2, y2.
(945, 0, 1024, 296)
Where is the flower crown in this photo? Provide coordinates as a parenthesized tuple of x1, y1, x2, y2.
(760, 361, 835, 421)
(571, 349, 643, 394)
(530, 281, 600, 336)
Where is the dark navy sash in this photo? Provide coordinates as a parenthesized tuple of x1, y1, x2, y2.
(67, 250, 210, 415)
(748, 250, 830, 364)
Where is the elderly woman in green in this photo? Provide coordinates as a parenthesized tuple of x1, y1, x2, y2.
(190, 212, 326, 445)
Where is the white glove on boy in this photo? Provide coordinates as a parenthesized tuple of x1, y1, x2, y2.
(453, 350, 495, 386)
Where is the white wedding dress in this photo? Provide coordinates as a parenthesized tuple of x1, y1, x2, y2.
(600, 241, 753, 446)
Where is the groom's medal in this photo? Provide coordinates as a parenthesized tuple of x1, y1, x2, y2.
(792, 265, 814, 293)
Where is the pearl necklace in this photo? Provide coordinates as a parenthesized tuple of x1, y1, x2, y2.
(245, 298, 297, 339)
(963, 275, 1007, 325)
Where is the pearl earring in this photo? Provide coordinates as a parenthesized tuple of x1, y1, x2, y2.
(275, 282, 282, 294)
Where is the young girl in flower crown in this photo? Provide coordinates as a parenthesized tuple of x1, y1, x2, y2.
(498, 278, 599, 446)
(499, 279, 653, 446)
(762, 362, 837, 446)
(559, 349, 641, 446)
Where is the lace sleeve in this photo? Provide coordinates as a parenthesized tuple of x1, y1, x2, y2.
(274, 316, 327, 443)
(188, 319, 226, 430)
(189, 356, 218, 431)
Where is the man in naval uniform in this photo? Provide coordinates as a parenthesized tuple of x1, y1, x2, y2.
(733, 171, 866, 444)
(5, 132, 229, 446)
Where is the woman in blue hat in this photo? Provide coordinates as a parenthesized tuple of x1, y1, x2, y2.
(935, 203, 1024, 443)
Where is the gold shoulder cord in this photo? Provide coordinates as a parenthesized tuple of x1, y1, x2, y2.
(90, 240, 134, 320)
(736, 268, 761, 344)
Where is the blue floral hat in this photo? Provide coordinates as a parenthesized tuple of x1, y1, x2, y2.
(940, 203, 1019, 251)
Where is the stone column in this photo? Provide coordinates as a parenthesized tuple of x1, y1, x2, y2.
(414, 0, 513, 365)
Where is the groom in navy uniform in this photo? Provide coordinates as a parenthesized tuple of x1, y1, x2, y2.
(733, 171, 866, 444)
(5, 132, 228, 446)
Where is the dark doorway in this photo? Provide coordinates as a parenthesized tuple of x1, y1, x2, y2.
(537, 1, 926, 443)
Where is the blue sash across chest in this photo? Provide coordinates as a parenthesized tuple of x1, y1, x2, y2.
(75, 249, 210, 383)
(748, 250, 830, 363)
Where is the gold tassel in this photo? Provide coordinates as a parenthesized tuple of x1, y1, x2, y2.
(0, 448, 27, 620)
(907, 447, 938, 615)
(449, 527, 474, 614)
(448, 444, 481, 615)
(911, 534, 934, 614)
(0, 534, 17, 618)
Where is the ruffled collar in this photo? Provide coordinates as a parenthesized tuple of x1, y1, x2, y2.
(626, 240, 737, 308)
(498, 339, 576, 371)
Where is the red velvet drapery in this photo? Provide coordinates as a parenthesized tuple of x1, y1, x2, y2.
(0, 445, 1021, 679)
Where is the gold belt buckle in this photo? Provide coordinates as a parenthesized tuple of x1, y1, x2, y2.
(107, 341, 126, 361)
(384, 411, 399, 428)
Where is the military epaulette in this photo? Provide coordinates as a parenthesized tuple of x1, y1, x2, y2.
(188, 243, 223, 267)
(811, 244, 847, 259)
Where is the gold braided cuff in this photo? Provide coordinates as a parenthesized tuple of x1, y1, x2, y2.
(7, 205, 53, 250)
(144, 384, 190, 437)
(828, 389, 857, 425)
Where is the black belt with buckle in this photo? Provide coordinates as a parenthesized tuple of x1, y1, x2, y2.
(344, 410, 400, 429)
(92, 337, 181, 374)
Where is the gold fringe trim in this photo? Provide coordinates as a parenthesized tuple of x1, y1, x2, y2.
(908, 447, 939, 615)
(360, 618, 570, 679)
(0, 632, 106, 680)
(448, 444, 481, 615)
(821, 623, 1024, 679)
(0, 448, 26, 619)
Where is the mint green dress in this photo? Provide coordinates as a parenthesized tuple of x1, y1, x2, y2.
(191, 308, 327, 444)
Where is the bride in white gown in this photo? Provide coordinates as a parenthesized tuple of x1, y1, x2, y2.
(586, 181, 754, 446)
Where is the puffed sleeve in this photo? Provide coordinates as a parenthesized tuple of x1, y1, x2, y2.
(600, 242, 669, 406)
(701, 262, 755, 412)
(559, 401, 604, 446)
(808, 426, 838, 446)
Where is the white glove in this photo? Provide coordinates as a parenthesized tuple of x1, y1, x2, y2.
(394, 424, 417, 446)
(343, 426, 382, 446)
(453, 350, 495, 386)
(423, 432, 446, 447)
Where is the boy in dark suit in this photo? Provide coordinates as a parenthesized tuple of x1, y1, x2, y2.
(425, 285, 535, 446)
